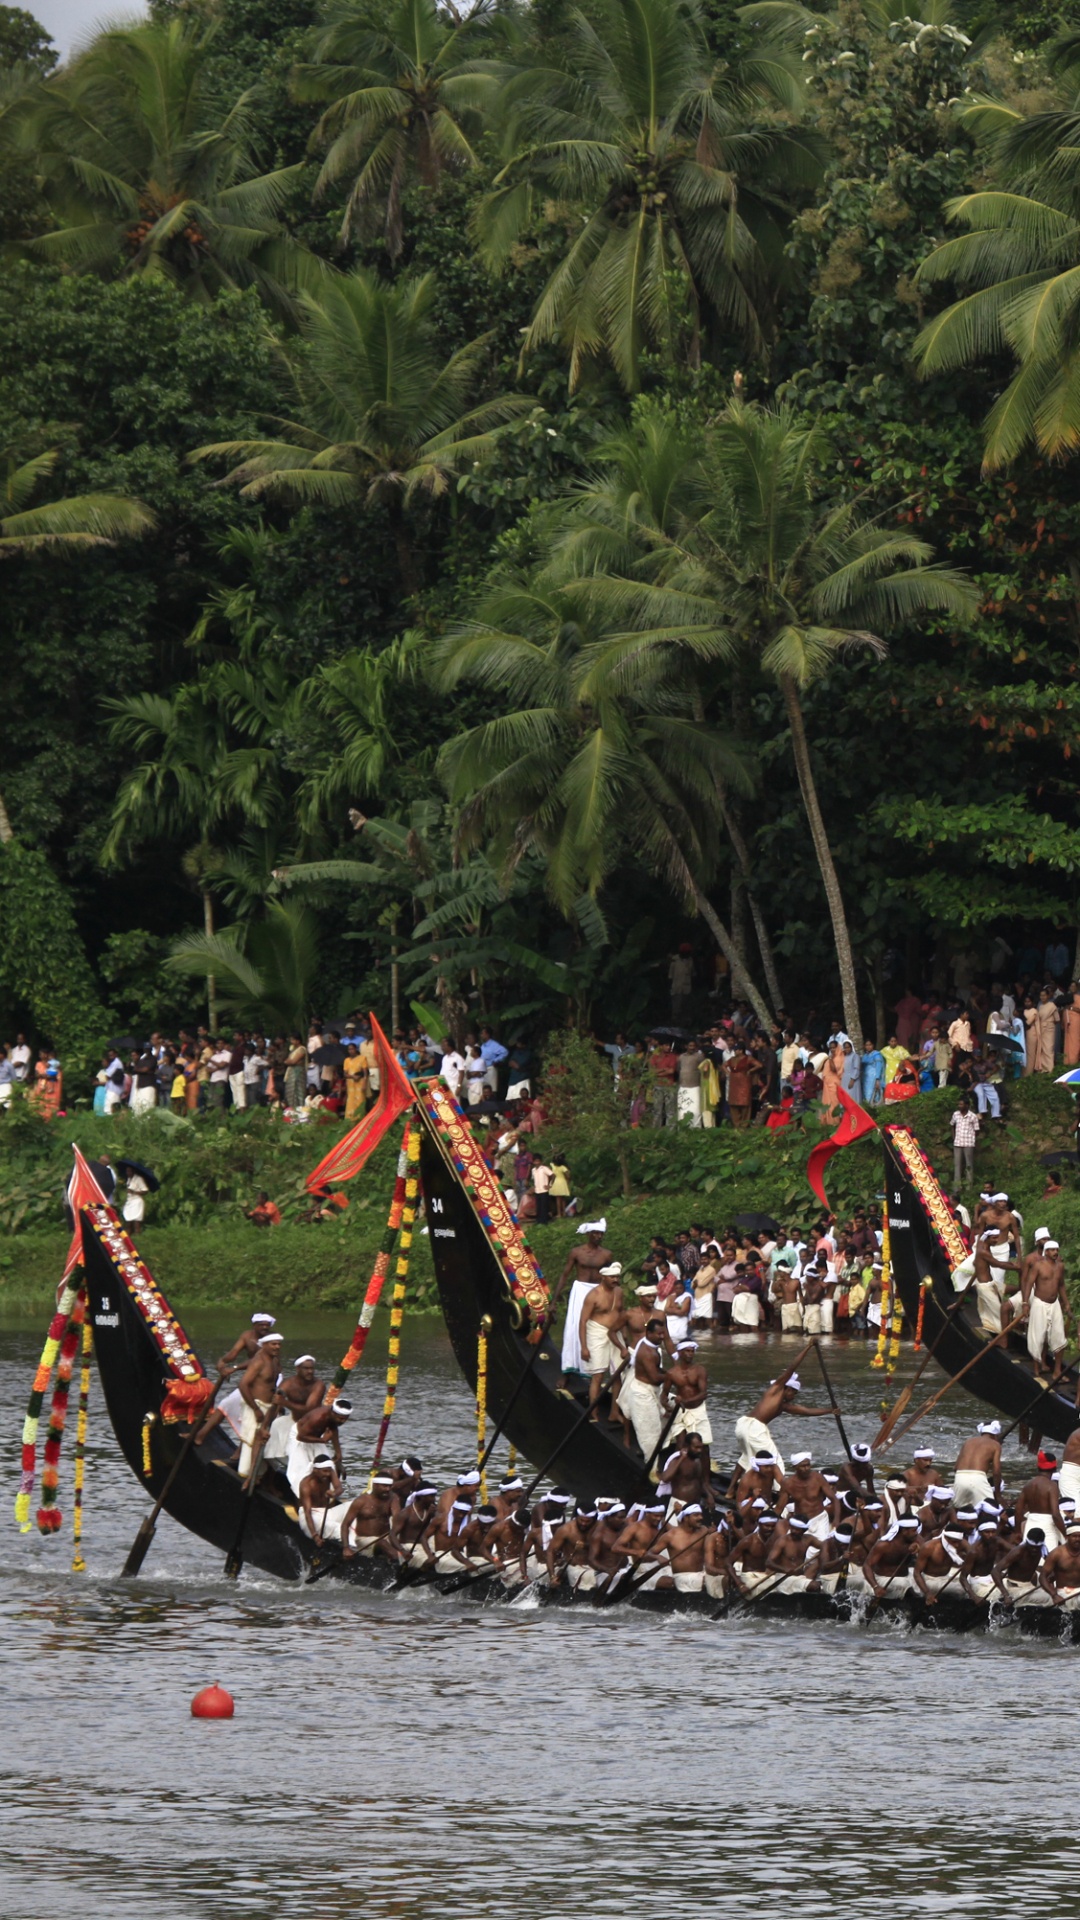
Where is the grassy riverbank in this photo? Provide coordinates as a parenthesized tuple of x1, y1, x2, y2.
(0, 1078, 1077, 1319)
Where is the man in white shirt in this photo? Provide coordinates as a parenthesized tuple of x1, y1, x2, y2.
(244, 1043, 268, 1107)
(104, 1051, 126, 1115)
(9, 1034, 31, 1082)
(209, 1045, 232, 1109)
(441, 1047, 466, 1097)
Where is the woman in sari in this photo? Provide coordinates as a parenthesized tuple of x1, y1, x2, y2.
(343, 1043, 367, 1118)
(820, 1045, 843, 1121)
(1064, 983, 1080, 1067)
(284, 1033, 308, 1109)
(1027, 990, 1059, 1074)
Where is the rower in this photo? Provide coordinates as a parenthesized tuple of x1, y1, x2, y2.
(993, 1527, 1048, 1606)
(286, 1395, 353, 1495)
(916, 1485, 954, 1534)
(587, 1498, 630, 1592)
(704, 1516, 742, 1601)
(548, 1502, 599, 1590)
(861, 1516, 918, 1601)
(340, 1473, 396, 1559)
(194, 1312, 277, 1450)
(663, 1340, 713, 1479)
(959, 1520, 1003, 1603)
(625, 1317, 666, 1466)
(609, 1499, 667, 1593)
(456, 1503, 502, 1567)
(776, 1450, 836, 1542)
(951, 1421, 1002, 1511)
(392, 1482, 439, 1567)
(521, 1489, 574, 1583)
(736, 1450, 784, 1520)
(390, 1456, 424, 1509)
(237, 1331, 284, 1477)
(1017, 1449, 1062, 1552)
(731, 1510, 780, 1584)
(1022, 1238, 1072, 1383)
(298, 1454, 347, 1543)
(904, 1446, 941, 1507)
(912, 1521, 968, 1607)
(578, 1264, 628, 1419)
(422, 1481, 481, 1574)
(837, 1440, 875, 1501)
(731, 1361, 834, 1490)
(487, 1505, 531, 1585)
(430, 1468, 481, 1533)
(265, 1352, 324, 1471)
(662, 1430, 714, 1514)
(651, 1503, 708, 1596)
(763, 1513, 817, 1589)
(492, 1474, 525, 1520)
(558, 1221, 614, 1378)
(1039, 1522, 1080, 1606)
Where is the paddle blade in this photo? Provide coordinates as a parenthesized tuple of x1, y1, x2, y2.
(120, 1520, 155, 1578)
(223, 1547, 244, 1580)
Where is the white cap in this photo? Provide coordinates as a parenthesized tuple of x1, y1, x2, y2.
(929, 1486, 953, 1503)
(977, 1420, 1002, 1437)
(913, 1447, 934, 1459)
(252, 1312, 276, 1324)
(791, 1450, 812, 1465)
(578, 1218, 607, 1235)
(1035, 1227, 1051, 1242)
(1045, 1240, 1060, 1251)
(598, 1262, 623, 1277)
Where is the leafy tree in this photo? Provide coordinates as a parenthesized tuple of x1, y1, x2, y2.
(0, 5, 55, 69)
(0, 444, 154, 554)
(11, 19, 321, 312)
(475, 0, 824, 390)
(195, 266, 530, 592)
(295, 0, 503, 258)
(166, 897, 321, 1031)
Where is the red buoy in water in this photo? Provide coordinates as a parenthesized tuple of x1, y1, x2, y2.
(191, 1684, 234, 1719)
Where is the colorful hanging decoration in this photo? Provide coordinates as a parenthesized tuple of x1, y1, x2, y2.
(369, 1123, 421, 1471)
(71, 1321, 93, 1573)
(914, 1278, 930, 1352)
(419, 1079, 549, 1321)
(16, 1277, 82, 1532)
(871, 1201, 890, 1373)
(37, 1290, 87, 1533)
(475, 1323, 489, 1504)
(329, 1124, 410, 1397)
(142, 1416, 154, 1478)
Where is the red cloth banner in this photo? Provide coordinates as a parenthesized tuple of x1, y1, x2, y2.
(806, 1085, 878, 1210)
(64, 1145, 110, 1280)
(305, 1014, 415, 1193)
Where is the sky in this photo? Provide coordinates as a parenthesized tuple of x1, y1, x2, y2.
(35, 0, 146, 57)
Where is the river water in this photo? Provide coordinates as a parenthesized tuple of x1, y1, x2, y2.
(2, 1314, 1077, 1920)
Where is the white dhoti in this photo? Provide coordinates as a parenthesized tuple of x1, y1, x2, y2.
(1028, 1295, 1067, 1366)
(1059, 1461, 1080, 1511)
(561, 1278, 595, 1373)
(583, 1320, 620, 1376)
(1023, 1510, 1061, 1551)
(803, 1508, 832, 1542)
(286, 1430, 323, 1496)
(803, 1304, 823, 1336)
(218, 1386, 245, 1443)
(238, 1397, 272, 1477)
(300, 1499, 352, 1542)
(436, 1549, 470, 1575)
(566, 1564, 596, 1592)
(703, 1571, 727, 1601)
(734, 1414, 784, 1475)
(952, 1468, 994, 1509)
(677, 1086, 702, 1127)
(264, 1411, 294, 1464)
(974, 1277, 1005, 1335)
(1007, 1579, 1052, 1609)
(626, 1377, 663, 1462)
(731, 1293, 761, 1328)
(820, 1299, 835, 1335)
(670, 1401, 713, 1446)
(665, 1314, 690, 1345)
(780, 1303, 803, 1333)
(867, 1302, 882, 1330)
(673, 1569, 705, 1593)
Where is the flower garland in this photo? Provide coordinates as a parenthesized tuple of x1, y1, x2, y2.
(142, 1415, 154, 1478)
(15, 1278, 83, 1532)
(369, 1123, 420, 1472)
(71, 1321, 93, 1573)
(37, 1290, 87, 1534)
(475, 1324, 489, 1504)
(328, 1123, 410, 1399)
(914, 1279, 930, 1352)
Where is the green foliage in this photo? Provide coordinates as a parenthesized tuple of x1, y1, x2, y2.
(0, 841, 109, 1061)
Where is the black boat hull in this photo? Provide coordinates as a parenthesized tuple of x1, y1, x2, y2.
(883, 1124, 1080, 1444)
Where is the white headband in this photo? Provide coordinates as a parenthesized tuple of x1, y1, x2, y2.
(791, 1451, 812, 1465)
(257, 1333, 283, 1346)
(457, 1470, 481, 1486)
(977, 1421, 1002, 1437)
(252, 1313, 276, 1324)
(294, 1354, 316, 1366)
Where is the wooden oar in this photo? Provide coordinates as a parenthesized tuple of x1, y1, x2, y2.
(811, 1337, 853, 1461)
(223, 1426, 269, 1580)
(871, 1293, 971, 1450)
(121, 1377, 223, 1578)
(888, 1310, 1028, 1447)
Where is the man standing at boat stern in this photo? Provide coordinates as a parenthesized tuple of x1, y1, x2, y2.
(626, 1318, 667, 1465)
(1023, 1239, 1072, 1382)
(559, 1221, 613, 1376)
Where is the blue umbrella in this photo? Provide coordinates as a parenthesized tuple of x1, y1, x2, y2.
(1054, 1069, 1080, 1086)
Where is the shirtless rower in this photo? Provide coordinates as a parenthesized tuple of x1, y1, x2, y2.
(390, 1456, 424, 1509)
(662, 1340, 712, 1479)
(298, 1454, 345, 1543)
(340, 1473, 396, 1559)
(704, 1516, 744, 1601)
(422, 1481, 481, 1574)
(972, 1230, 1020, 1340)
(1039, 1522, 1080, 1606)
(651, 1503, 709, 1596)
(951, 1421, 1003, 1511)
(992, 1527, 1048, 1606)
(520, 1489, 574, 1583)
(547, 1501, 599, 1589)
(661, 1430, 714, 1515)
(1021, 1238, 1072, 1383)
(763, 1514, 817, 1588)
(775, 1450, 837, 1542)
(391, 1482, 439, 1568)
(286, 1394, 353, 1494)
(237, 1331, 283, 1477)
(608, 1499, 667, 1593)
(1016, 1449, 1062, 1551)
(578, 1264, 629, 1417)
(730, 1354, 833, 1489)
(904, 1446, 942, 1507)
(625, 1317, 667, 1466)
(861, 1517, 918, 1601)
(732, 1510, 780, 1581)
(558, 1221, 613, 1378)
(194, 1312, 277, 1448)
(455, 1503, 502, 1568)
(836, 1440, 876, 1502)
(958, 1520, 1003, 1603)
(916, 1484, 955, 1535)
(587, 1499, 630, 1592)
(735, 1450, 784, 1521)
(265, 1352, 325, 1470)
(486, 1505, 531, 1583)
(913, 1522, 969, 1607)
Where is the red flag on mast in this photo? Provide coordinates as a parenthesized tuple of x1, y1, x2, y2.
(305, 1014, 415, 1193)
(64, 1144, 110, 1279)
(806, 1085, 878, 1210)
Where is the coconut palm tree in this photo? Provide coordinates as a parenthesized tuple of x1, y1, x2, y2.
(474, 0, 823, 390)
(558, 403, 979, 1046)
(166, 899, 321, 1034)
(431, 563, 777, 1023)
(11, 19, 320, 312)
(915, 32, 1080, 468)
(295, 0, 505, 257)
(1, 444, 155, 556)
(195, 267, 529, 594)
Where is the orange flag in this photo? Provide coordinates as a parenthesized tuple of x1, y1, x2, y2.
(305, 1014, 415, 1193)
(64, 1144, 111, 1279)
(806, 1085, 878, 1210)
